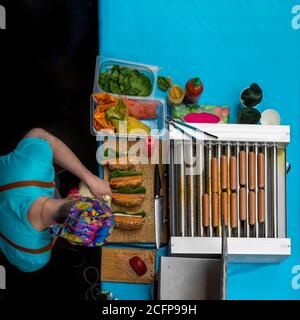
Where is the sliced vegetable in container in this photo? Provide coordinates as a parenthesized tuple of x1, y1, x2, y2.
(92, 92, 167, 138)
(93, 93, 117, 131)
(127, 117, 151, 135)
(99, 65, 152, 97)
(124, 98, 158, 120)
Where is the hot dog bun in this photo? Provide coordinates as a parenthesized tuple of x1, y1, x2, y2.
(110, 175, 143, 189)
(114, 213, 145, 230)
(112, 193, 146, 208)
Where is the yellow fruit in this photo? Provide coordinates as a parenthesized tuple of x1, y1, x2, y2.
(127, 117, 151, 135)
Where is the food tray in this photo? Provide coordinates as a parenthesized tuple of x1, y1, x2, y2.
(90, 96, 168, 140)
(93, 56, 159, 98)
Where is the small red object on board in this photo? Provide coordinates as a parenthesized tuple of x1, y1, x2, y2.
(129, 256, 148, 276)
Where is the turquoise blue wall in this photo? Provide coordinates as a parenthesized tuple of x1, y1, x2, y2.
(99, 0, 300, 299)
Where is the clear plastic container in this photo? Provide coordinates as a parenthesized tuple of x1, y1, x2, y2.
(94, 56, 160, 98)
(90, 95, 167, 140)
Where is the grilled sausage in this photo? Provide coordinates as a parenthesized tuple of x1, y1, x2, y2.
(239, 187, 247, 222)
(258, 153, 265, 189)
(230, 192, 237, 229)
(211, 157, 218, 193)
(221, 155, 228, 190)
(110, 175, 143, 189)
(248, 152, 256, 191)
(248, 191, 256, 226)
(202, 194, 210, 228)
(221, 192, 228, 226)
(258, 189, 265, 223)
(230, 156, 237, 191)
(212, 192, 219, 228)
(239, 151, 246, 186)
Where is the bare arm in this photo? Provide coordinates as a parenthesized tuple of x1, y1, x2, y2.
(25, 128, 112, 198)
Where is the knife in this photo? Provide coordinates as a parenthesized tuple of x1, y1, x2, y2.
(154, 164, 164, 250)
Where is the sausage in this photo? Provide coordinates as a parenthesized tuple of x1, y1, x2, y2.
(221, 155, 228, 190)
(230, 192, 237, 229)
(248, 191, 256, 226)
(248, 152, 256, 191)
(258, 189, 265, 223)
(202, 194, 210, 228)
(211, 157, 218, 193)
(258, 153, 265, 189)
(230, 156, 237, 191)
(221, 192, 228, 226)
(239, 151, 246, 186)
(212, 192, 219, 228)
(239, 187, 247, 222)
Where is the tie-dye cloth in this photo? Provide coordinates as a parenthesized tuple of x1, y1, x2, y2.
(49, 197, 114, 247)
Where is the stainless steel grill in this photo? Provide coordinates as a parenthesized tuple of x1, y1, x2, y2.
(168, 124, 291, 263)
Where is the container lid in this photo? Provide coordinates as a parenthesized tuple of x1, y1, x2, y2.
(193, 77, 201, 86)
(260, 109, 281, 125)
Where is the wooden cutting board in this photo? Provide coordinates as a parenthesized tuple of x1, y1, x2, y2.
(101, 248, 156, 284)
(103, 140, 168, 244)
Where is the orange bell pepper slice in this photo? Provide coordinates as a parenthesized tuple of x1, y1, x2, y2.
(93, 93, 117, 131)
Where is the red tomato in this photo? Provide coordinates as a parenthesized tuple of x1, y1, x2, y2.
(126, 99, 158, 119)
(129, 256, 148, 276)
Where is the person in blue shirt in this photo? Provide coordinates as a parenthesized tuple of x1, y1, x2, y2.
(0, 128, 112, 273)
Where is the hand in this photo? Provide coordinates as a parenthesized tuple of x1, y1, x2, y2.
(85, 175, 112, 200)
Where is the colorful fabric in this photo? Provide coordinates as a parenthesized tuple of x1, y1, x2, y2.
(50, 197, 114, 247)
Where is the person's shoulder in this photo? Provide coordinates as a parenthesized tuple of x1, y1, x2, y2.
(15, 137, 53, 163)
(16, 136, 51, 151)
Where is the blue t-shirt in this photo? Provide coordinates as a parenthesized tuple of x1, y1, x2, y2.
(0, 137, 55, 272)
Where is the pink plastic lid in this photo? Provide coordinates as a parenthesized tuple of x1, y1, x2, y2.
(183, 112, 220, 124)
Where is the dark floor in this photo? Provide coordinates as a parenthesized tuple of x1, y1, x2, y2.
(0, 0, 101, 300)
(0, 0, 98, 172)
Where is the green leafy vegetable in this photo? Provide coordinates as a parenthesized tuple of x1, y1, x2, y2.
(105, 99, 128, 133)
(112, 186, 146, 194)
(110, 168, 142, 178)
(99, 65, 152, 96)
(105, 99, 128, 121)
(172, 104, 201, 119)
(157, 76, 171, 92)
